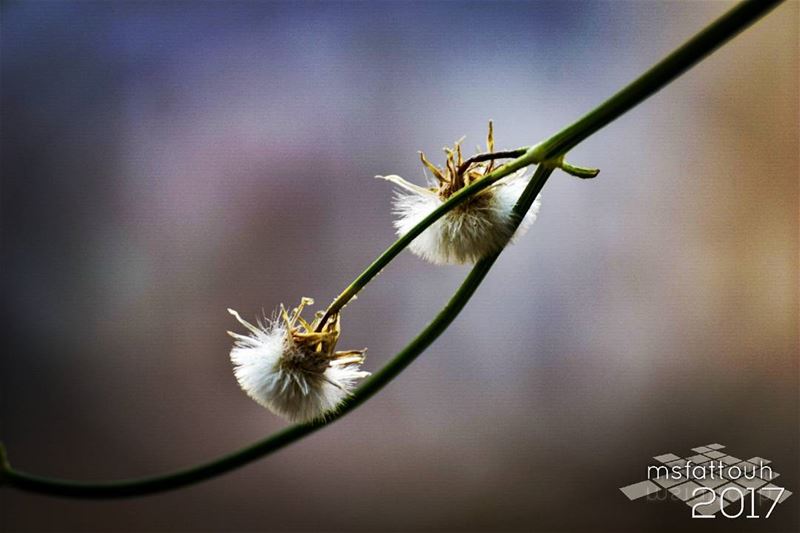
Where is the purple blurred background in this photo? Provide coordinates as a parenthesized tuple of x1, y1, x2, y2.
(1, 1, 797, 531)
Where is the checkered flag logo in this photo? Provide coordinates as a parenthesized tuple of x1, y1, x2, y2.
(620, 444, 792, 518)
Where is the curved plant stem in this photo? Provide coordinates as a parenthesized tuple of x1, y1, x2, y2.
(457, 148, 529, 176)
(529, 0, 785, 161)
(0, 0, 784, 498)
(315, 147, 535, 329)
(316, 0, 783, 329)
(1, 166, 555, 500)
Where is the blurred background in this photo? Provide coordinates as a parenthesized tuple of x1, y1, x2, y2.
(1, 1, 797, 531)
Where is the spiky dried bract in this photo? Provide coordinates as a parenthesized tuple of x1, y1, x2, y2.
(378, 122, 541, 265)
(228, 298, 369, 423)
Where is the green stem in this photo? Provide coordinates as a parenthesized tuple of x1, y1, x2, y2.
(457, 148, 529, 176)
(318, 0, 784, 329)
(1, 0, 784, 498)
(0, 164, 554, 499)
(530, 0, 784, 161)
(316, 147, 536, 328)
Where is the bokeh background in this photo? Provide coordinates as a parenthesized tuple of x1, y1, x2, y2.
(1, 1, 797, 531)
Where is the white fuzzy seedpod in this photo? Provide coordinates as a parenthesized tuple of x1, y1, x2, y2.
(228, 298, 369, 423)
(386, 169, 540, 264)
(378, 122, 541, 265)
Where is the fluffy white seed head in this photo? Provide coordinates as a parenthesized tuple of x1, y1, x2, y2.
(378, 122, 541, 265)
(389, 170, 540, 264)
(228, 299, 369, 423)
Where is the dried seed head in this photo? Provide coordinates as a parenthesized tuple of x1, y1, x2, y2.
(228, 298, 369, 423)
(378, 122, 541, 265)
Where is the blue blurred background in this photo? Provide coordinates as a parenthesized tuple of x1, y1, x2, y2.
(1, 1, 797, 531)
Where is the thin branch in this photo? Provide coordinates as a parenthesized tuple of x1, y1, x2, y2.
(315, 150, 536, 330)
(0, 0, 785, 499)
(456, 148, 529, 177)
(530, 0, 785, 161)
(1, 166, 555, 499)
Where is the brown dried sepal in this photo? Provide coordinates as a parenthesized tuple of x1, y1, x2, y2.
(419, 121, 500, 199)
(280, 298, 366, 376)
